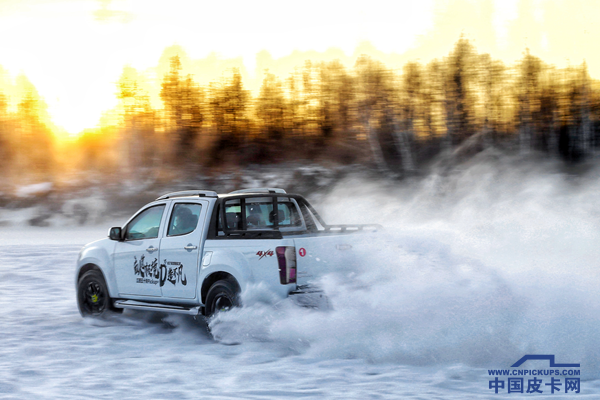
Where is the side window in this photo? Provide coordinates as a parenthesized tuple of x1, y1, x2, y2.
(273, 201, 302, 227)
(168, 203, 202, 236)
(125, 205, 165, 240)
(245, 200, 269, 229)
(223, 200, 242, 230)
(245, 200, 301, 228)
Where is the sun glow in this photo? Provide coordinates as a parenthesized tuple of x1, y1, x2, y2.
(0, 0, 599, 137)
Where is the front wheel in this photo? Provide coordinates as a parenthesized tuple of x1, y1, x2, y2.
(205, 279, 240, 317)
(77, 270, 113, 317)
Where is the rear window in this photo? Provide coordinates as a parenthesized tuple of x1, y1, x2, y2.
(217, 196, 304, 234)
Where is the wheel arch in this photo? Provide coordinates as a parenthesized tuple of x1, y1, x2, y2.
(77, 239, 117, 297)
(76, 260, 118, 299)
(201, 271, 241, 305)
(77, 263, 103, 283)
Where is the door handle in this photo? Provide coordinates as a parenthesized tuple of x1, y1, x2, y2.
(184, 245, 198, 250)
(146, 246, 158, 253)
(336, 244, 353, 250)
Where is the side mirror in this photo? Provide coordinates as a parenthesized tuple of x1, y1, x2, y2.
(108, 227, 123, 241)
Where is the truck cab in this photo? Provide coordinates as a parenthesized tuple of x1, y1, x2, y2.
(75, 188, 379, 318)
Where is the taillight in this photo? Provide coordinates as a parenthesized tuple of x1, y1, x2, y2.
(276, 246, 296, 285)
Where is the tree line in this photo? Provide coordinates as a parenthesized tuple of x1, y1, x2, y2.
(1, 37, 600, 183)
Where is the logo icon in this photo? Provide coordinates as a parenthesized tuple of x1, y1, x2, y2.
(299, 248, 306, 257)
(511, 355, 580, 368)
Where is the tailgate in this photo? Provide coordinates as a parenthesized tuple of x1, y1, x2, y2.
(292, 232, 361, 286)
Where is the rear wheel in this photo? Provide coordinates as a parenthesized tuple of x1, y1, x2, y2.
(205, 279, 240, 317)
(77, 270, 114, 317)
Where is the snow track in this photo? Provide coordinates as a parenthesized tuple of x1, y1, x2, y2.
(1, 156, 600, 399)
(0, 243, 496, 399)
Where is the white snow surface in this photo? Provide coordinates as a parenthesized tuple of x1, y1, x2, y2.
(1, 155, 600, 399)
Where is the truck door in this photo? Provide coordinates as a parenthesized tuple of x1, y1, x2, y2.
(114, 203, 167, 297)
(159, 201, 208, 299)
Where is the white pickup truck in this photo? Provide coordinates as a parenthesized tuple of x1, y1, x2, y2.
(76, 188, 379, 318)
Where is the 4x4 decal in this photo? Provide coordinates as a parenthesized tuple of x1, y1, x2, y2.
(256, 249, 274, 260)
(133, 255, 187, 286)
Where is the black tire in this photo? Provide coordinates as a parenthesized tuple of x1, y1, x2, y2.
(205, 279, 240, 317)
(77, 270, 114, 317)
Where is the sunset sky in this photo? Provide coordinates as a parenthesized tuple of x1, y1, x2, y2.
(0, 0, 598, 135)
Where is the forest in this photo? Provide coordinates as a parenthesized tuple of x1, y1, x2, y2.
(1, 37, 599, 185)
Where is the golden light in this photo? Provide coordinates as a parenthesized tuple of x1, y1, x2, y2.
(0, 0, 598, 137)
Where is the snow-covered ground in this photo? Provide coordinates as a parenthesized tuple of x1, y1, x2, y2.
(1, 154, 599, 399)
